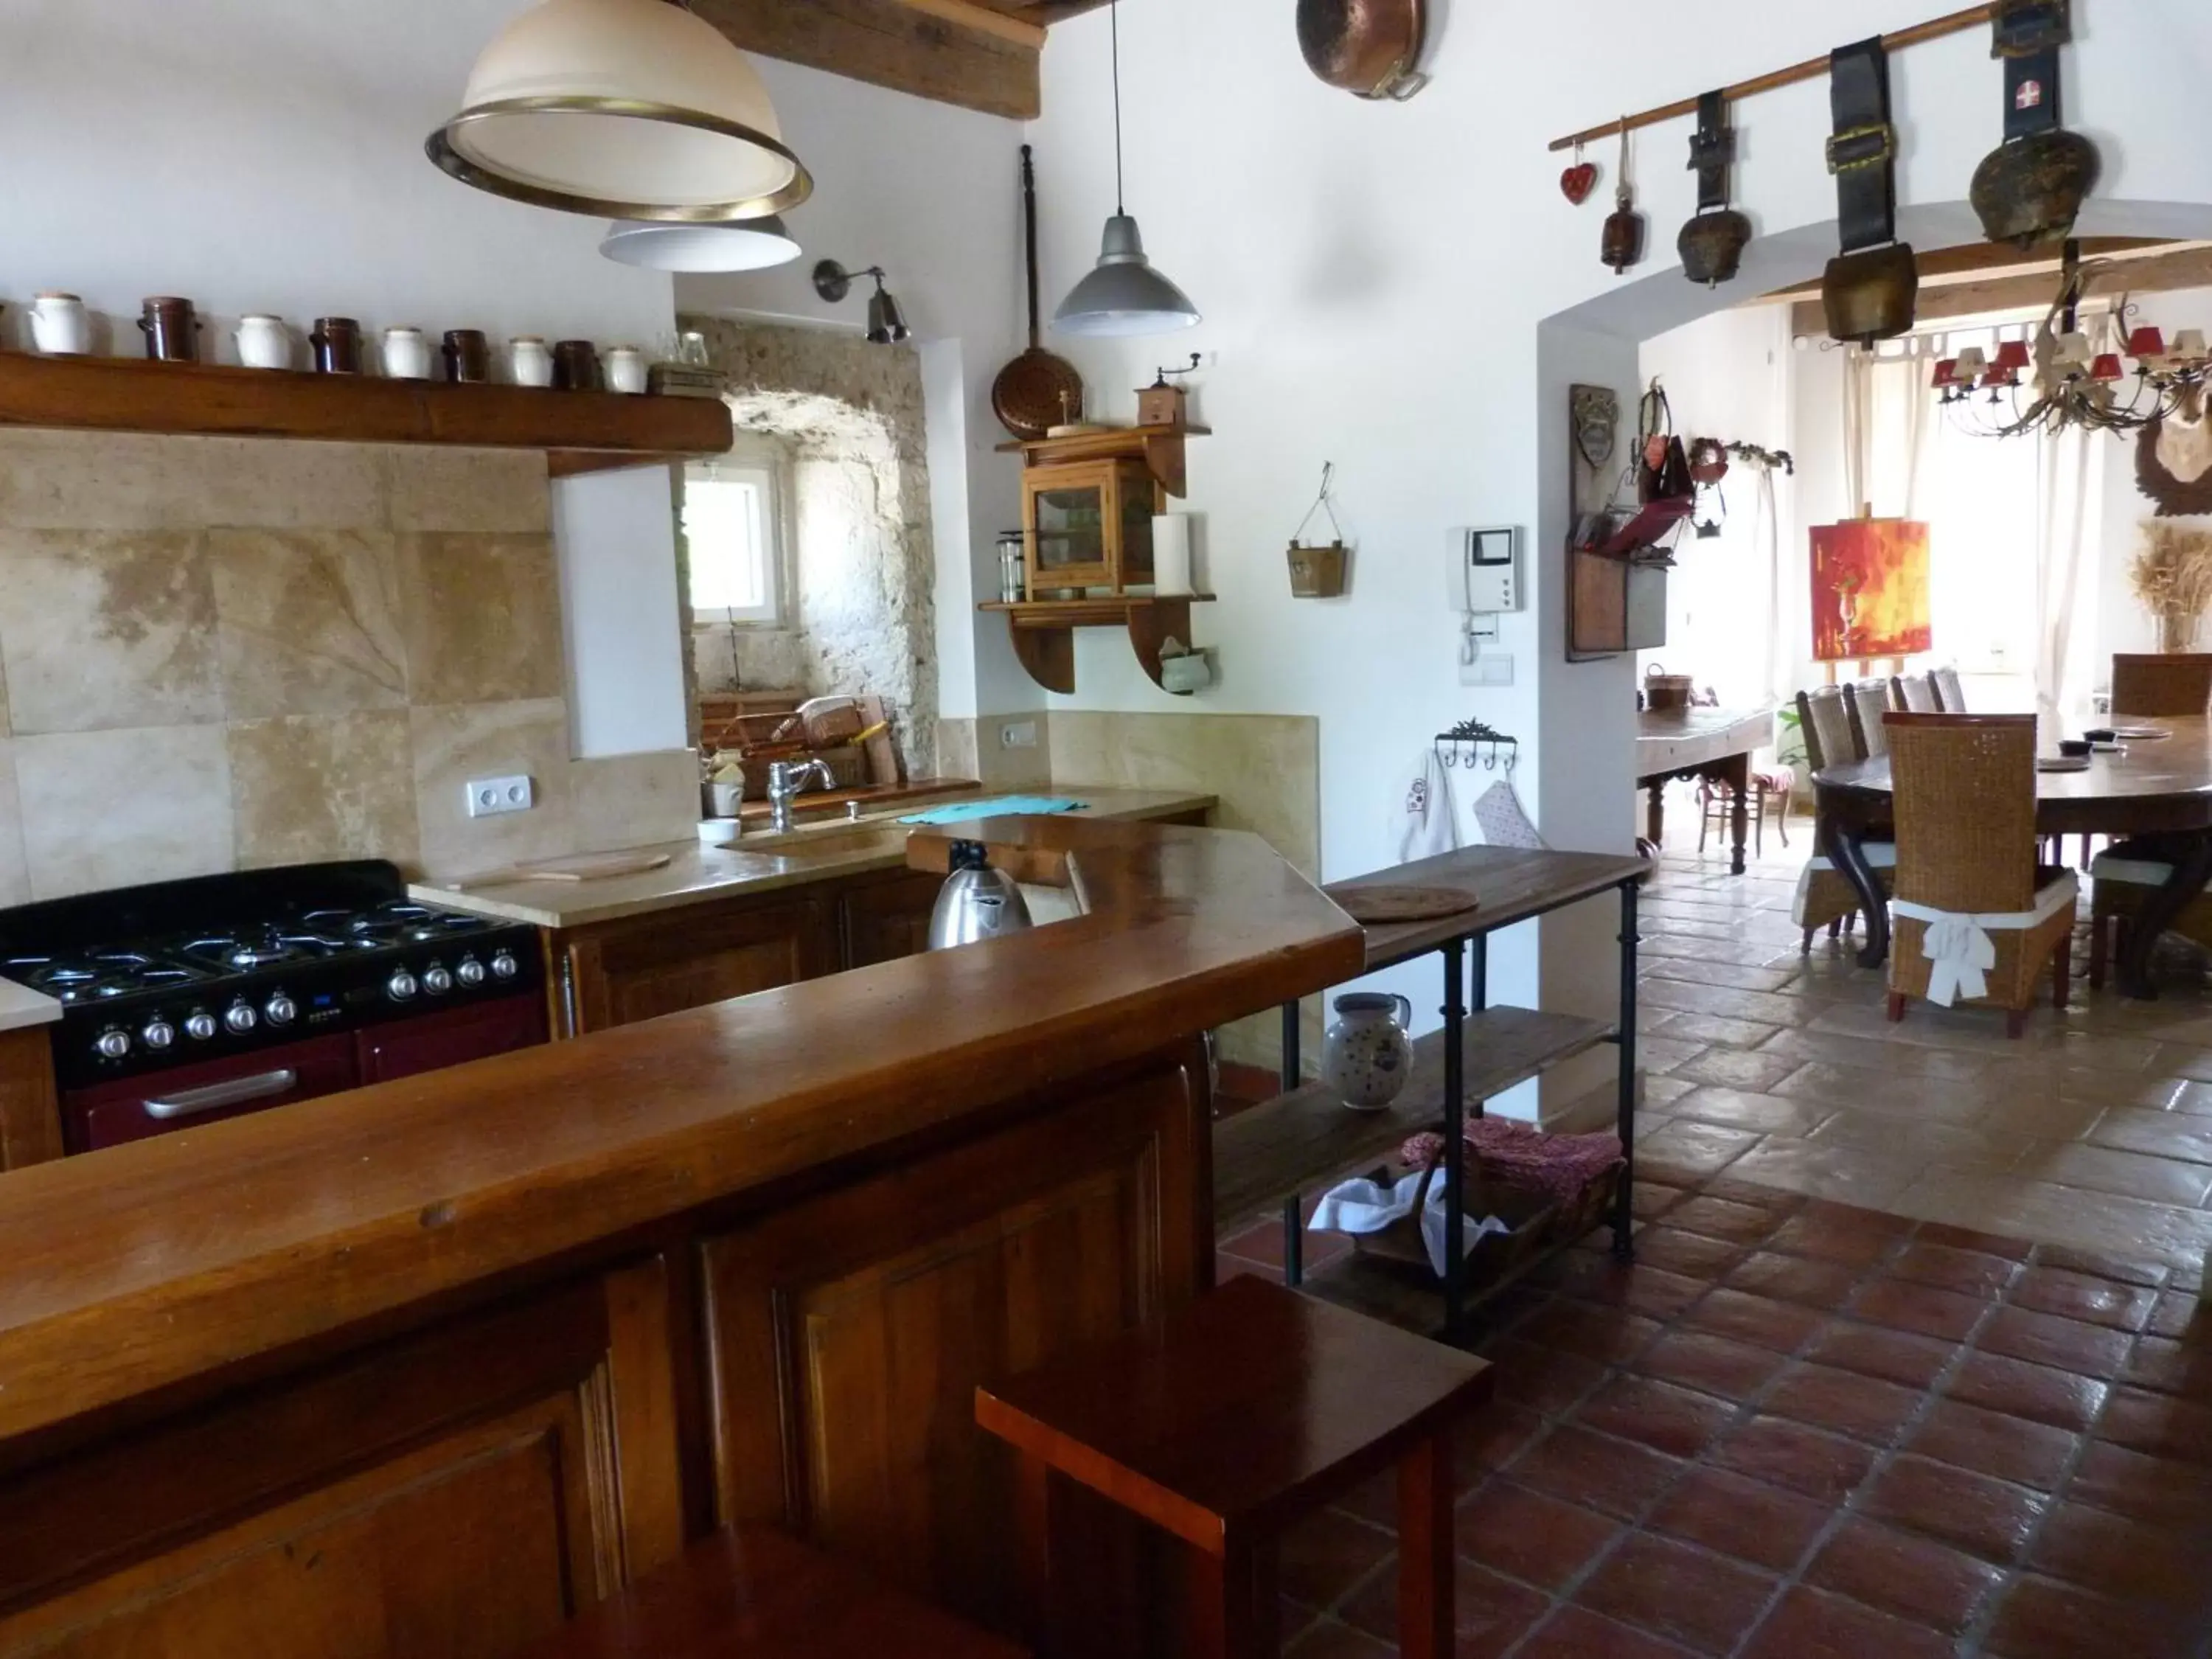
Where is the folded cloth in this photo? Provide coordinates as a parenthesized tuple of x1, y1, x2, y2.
(1402, 1119, 1625, 1204)
(1394, 750, 1461, 863)
(1892, 872, 2079, 1007)
(1309, 1169, 1514, 1279)
(897, 796, 1086, 825)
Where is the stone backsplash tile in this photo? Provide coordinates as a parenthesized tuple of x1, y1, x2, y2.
(568, 749, 703, 853)
(0, 743, 29, 907)
(209, 529, 407, 720)
(15, 725, 234, 899)
(230, 711, 419, 870)
(411, 699, 577, 877)
(397, 533, 565, 706)
(0, 431, 385, 532)
(0, 529, 223, 735)
(382, 448, 552, 535)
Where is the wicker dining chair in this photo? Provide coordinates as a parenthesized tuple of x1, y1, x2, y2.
(1930, 666, 1966, 713)
(1845, 681, 1892, 759)
(1893, 673, 1941, 713)
(1792, 686, 1893, 951)
(1884, 713, 2077, 1037)
(2110, 653, 2212, 717)
(2087, 849, 2212, 989)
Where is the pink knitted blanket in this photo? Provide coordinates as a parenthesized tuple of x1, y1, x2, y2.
(1400, 1119, 1624, 1204)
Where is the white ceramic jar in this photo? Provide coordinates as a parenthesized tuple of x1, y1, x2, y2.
(382, 327, 433, 380)
(509, 336, 554, 388)
(605, 345, 648, 395)
(1322, 992, 1416, 1112)
(29, 293, 90, 356)
(235, 314, 291, 370)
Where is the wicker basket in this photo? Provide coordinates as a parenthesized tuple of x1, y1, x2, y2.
(1349, 1150, 1622, 1299)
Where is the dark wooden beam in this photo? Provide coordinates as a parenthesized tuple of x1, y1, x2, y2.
(1785, 243, 2212, 336)
(1761, 237, 2174, 303)
(689, 0, 1041, 120)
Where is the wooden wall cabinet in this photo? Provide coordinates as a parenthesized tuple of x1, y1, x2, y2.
(1022, 456, 1162, 597)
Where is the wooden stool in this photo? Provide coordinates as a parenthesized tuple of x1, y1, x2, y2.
(520, 1524, 1028, 1658)
(975, 1275, 1492, 1659)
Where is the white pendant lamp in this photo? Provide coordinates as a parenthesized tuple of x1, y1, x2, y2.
(428, 0, 812, 222)
(599, 215, 801, 272)
(1053, 0, 1200, 338)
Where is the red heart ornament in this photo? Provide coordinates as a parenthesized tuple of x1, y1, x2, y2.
(1560, 161, 1598, 206)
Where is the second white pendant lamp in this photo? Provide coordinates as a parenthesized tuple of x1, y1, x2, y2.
(429, 0, 812, 222)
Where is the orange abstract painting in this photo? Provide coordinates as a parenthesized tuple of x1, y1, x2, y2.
(1810, 518, 1933, 662)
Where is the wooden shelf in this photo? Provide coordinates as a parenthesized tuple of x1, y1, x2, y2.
(1211, 1006, 1615, 1233)
(994, 422, 1208, 497)
(0, 352, 733, 476)
(979, 594, 1214, 697)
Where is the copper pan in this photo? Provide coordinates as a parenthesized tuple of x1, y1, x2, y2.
(1297, 0, 1429, 101)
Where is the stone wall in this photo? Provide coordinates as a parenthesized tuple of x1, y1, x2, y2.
(0, 431, 698, 903)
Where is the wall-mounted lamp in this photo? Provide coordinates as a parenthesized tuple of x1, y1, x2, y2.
(813, 260, 910, 345)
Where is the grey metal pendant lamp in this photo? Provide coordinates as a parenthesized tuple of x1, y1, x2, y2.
(1051, 0, 1201, 338)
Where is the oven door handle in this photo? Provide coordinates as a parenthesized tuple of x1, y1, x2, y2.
(142, 1068, 300, 1121)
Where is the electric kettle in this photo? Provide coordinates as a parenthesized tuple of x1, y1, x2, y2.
(926, 841, 1034, 950)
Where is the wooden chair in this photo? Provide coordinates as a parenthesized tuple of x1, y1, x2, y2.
(1845, 680, 1892, 758)
(1884, 713, 2077, 1038)
(1697, 769, 1792, 857)
(1794, 687, 1893, 950)
(2111, 653, 2212, 717)
(976, 1274, 1492, 1659)
(2088, 848, 2212, 989)
(1930, 665, 1966, 712)
(1893, 672, 1940, 712)
(519, 1526, 1028, 1658)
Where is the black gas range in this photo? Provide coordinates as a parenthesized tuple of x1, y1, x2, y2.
(0, 862, 547, 1152)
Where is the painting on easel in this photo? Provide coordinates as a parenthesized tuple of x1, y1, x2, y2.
(1811, 517, 1933, 664)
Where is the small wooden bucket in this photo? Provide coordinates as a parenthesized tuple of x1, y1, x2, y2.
(1644, 664, 1694, 711)
(1288, 540, 1347, 598)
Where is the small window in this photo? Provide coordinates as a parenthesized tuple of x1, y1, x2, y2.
(684, 457, 786, 626)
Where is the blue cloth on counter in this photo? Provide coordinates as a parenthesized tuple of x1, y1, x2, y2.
(897, 796, 1088, 825)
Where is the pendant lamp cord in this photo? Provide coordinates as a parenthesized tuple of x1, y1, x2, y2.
(1110, 0, 1125, 215)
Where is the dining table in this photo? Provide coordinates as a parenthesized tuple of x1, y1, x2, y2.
(1813, 714, 2212, 1000)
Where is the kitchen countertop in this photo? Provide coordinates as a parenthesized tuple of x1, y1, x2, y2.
(0, 980, 63, 1033)
(410, 787, 1216, 929)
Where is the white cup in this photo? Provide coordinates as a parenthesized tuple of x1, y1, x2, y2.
(509, 335, 553, 388)
(605, 345, 648, 395)
(29, 292, 89, 356)
(235, 314, 291, 371)
(382, 327, 433, 380)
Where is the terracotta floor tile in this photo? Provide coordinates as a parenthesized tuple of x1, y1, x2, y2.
(1627, 1227, 1747, 1281)
(1643, 1467, 1831, 1573)
(1458, 1400, 1548, 1473)
(2030, 1500, 2212, 1615)
(1638, 1120, 1764, 1183)
(1680, 1289, 1826, 1354)
(1711, 1415, 1879, 1505)
(1886, 1239, 2021, 1299)
(1284, 1618, 1396, 1658)
(1666, 1085, 1828, 1137)
(1762, 1361, 1924, 1445)
(1697, 1176, 1807, 1216)
(2094, 1384, 2212, 1465)
(2030, 1242, 2174, 1290)
(1573, 1534, 1777, 1656)
(1803, 1517, 2006, 1635)
(1667, 1049, 1803, 1095)
(1483, 1338, 1610, 1416)
(2146, 1288, 2208, 1342)
(1738, 1585, 1957, 1659)
(1914, 1221, 2034, 1260)
(1512, 1605, 1700, 1659)
(1904, 1398, 2080, 1492)
(1720, 1251, 1863, 1309)
(1509, 1425, 1685, 1521)
(1279, 1509, 1397, 1610)
(1767, 1203, 1910, 1267)
(2063, 1439, 2212, 1528)
(1340, 1554, 1548, 1659)
(1859, 1454, 2051, 1563)
(1451, 1481, 1619, 1593)
(1942, 1349, 2109, 1432)
(1663, 1194, 1786, 1247)
(2121, 1333, 2212, 1397)
(1631, 1180, 1689, 1222)
(1804, 1321, 1960, 1390)
(1630, 1331, 1787, 1403)
(2008, 1265, 2160, 1332)
(1976, 1304, 2137, 1379)
(2011, 1140, 2212, 1206)
(1844, 1276, 1991, 1342)
(1558, 1263, 1709, 1322)
(1514, 1301, 1663, 1368)
(1571, 1374, 1738, 1461)
(1983, 1573, 2200, 1659)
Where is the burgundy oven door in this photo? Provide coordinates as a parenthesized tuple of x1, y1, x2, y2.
(63, 1032, 359, 1155)
(355, 995, 549, 1086)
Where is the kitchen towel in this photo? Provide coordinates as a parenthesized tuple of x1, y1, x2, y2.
(1393, 750, 1461, 863)
(1310, 1170, 1513, 1279)
(897, 796, 1087, 826)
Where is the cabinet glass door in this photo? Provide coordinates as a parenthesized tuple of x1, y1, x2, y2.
(1025, 464, 1114, 593)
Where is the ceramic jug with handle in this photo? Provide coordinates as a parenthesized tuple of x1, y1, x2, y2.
(1324, 992, 1415, 1111)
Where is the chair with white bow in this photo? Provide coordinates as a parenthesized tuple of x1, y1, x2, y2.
(1885, 713, 2077, 1038)
(1792, 686, 1894, 951)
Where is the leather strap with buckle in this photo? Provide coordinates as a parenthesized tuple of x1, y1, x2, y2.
(1688, 88, 1736, 214)
(1994, 0, 2070, 139)
(1828, 36, 1901, 254)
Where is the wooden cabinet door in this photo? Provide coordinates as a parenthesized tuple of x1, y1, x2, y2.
(698, 1051, 1210, 1635)
(838, 870, 945, 970)
(563, 894, 836, 1034)
(0, 1262, 684, 1659)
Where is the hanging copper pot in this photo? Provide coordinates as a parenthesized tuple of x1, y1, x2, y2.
(1296, 0, 1429, 101)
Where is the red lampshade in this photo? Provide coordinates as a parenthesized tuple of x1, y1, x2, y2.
(2091, 352, 2126, 383)
(1931, 358, 1960, 389)
(1994, 338, 2033, 372)
(2129, 326, 2169, 358)
(1980, 366, 2019, 390)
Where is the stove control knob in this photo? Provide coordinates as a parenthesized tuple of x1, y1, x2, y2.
(264, 993, 297, 1028)
(184, 1011, 219, 1042)
(422, 965, 454, 996)
(456, 956, 487, 987)
(142, 1018, 175, 1051)
(490, 950, 519, 981)
(224, 1001, 258, 1035)
(386, 969, 420, 1003)
(94, 1029, 131, 1061)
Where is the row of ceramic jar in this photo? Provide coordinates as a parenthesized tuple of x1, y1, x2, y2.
(22, 293, 656, 392)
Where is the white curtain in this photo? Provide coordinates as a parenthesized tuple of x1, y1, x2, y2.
(2034, 420, 2098, 723)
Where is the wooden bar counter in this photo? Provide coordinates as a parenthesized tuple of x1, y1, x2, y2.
(0, 818, 1360, 1658)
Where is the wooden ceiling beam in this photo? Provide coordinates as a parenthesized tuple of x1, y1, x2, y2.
(689, 0, 1041, 121)
(1760, 237, 2174, 304)
(1787, 243, 2212, 338)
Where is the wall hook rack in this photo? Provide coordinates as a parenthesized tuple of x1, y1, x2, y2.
(1436, 720, 1520, 773)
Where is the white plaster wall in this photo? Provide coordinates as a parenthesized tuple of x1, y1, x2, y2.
(2096, 285, 2212, 674)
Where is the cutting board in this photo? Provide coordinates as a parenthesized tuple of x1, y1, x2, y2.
(446, 851, 675, 891)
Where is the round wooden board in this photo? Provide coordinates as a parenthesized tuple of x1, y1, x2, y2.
(1326, 884, 1480, 924)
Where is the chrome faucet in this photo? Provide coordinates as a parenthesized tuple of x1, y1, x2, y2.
(766, 759, 835, 833)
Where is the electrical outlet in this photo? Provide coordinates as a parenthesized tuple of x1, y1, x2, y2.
(999, 720, 1039, 750)
(465, 774, 535, 818)
(1458, 653, 1514, 688)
